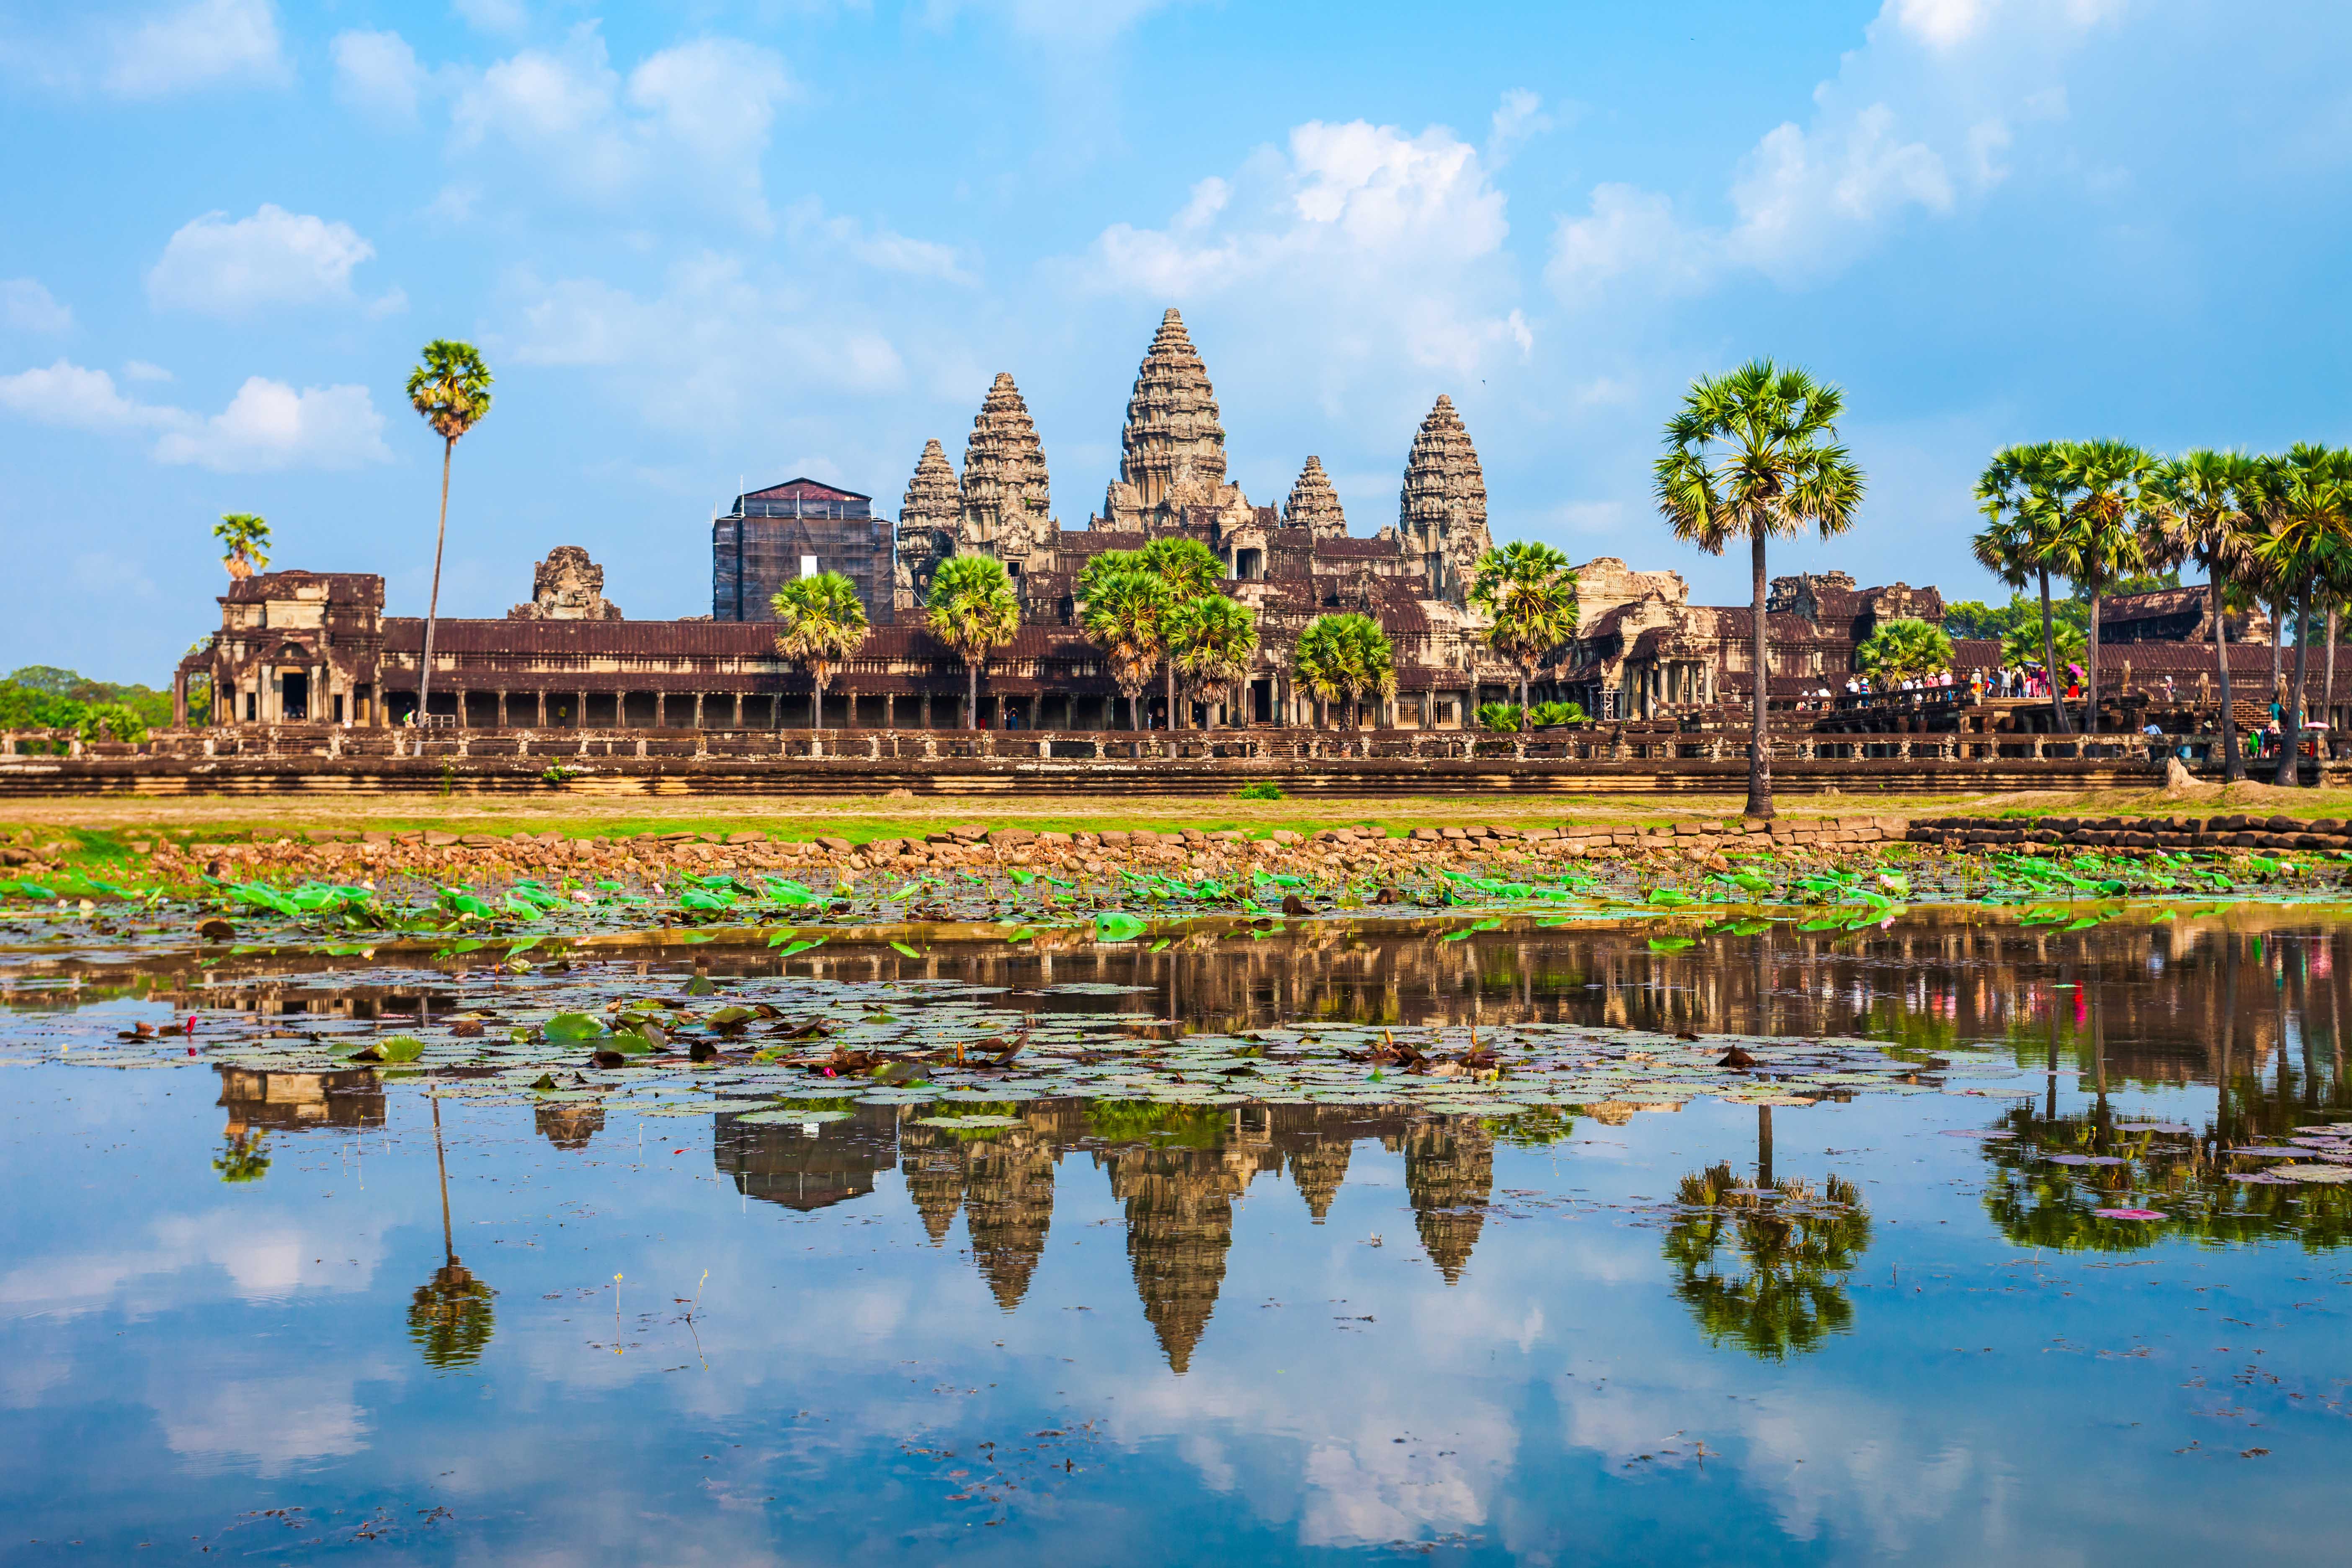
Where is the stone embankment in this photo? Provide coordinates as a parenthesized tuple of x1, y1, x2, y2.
(72, 815, 1919, 888)
(1909, 813, 2352, 854)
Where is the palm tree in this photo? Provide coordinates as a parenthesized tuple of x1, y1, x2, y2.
(1294, 612, 1395, 728)
(212, 513, 271, 580)
(1973, 442, 2076, 735)
(1165, 593, 1258, 729)
(2244, 446, 2352, 786)
(1854, 618, 1953, 683)
(925, 554, 1021, 730)
(2045, 440, 2158, 735)
(405, 341, 494, 727)
(409, 1096, 495, 1368)
(1079, 565, 1172, 729)
(770, 572, 870, 734)
(2147, 449, 2258, 780)
(1998, 619, 2085, 676)
(1137, 537, 1224, 727)
(1654, 360, 1864, 820)
(1470, 541, 1580, 715)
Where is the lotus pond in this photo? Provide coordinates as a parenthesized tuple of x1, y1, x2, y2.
(4, 898, 2352, 1563)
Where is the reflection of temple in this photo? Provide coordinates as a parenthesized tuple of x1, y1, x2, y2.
(963, 1131, 1058, 1311)
(714, 1104, 900, 1210)
(216, 1065, 384, 1136)
(534, 1099, 606, 1150)
(1395, 1120, 1495, 1284)
(1102, 1143, 1253, 1375)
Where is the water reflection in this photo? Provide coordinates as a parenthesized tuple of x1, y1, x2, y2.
(1664, 1164, 1872, 1359)
(407, 1096, 495, 1369)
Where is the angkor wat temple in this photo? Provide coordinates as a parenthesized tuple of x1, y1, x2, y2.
(176, 307, 2273, 736)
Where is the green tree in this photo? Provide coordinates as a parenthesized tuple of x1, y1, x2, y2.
(770, 573, 870, 732)
(1079, 565, 1173, 729)
(212, 513, 271, 580)
(1470, 541, 1579, 715)
(925, 554, 1021, 730)
(1654, 360, 1864, 820)
(1999, 618, 2085, 674)
(2244, 446, 2352, 786)
(405, 341, 494, 727)
(1973, 442, 2078, 734)
(1475, 701, 1523, 733)
(1661, 1162, 1873, 1360)
(1165, 593, 1258, 729)
(212, 1133, 270, 1183)
(1293, 612, 1395, 729)
(1854, 618, 1954, 683)
(2044, 440, 2159, 733)
(1137, 537, 1225, 727)
(2146, 449, 2259, 780)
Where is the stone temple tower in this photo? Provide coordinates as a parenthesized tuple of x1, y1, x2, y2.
(892, 438, 959, 611)
(1281, 456, 1347, 539)
(957, 372, 1055, 568)
(1099, 308, 1250, 533)
(1399, 394, 1491, 603)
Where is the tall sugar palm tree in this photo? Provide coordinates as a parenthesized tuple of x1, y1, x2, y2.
(1973, 441, 2076, 735)
(1292, 614, 1347, 729)
(2147, 449, 2258, 780)
(1294, 612, 1395, 729)
(771, 572, 869, 734)
(1470, 541, 1580, 715)
(1338, 613, 1398, 728)
(1137, 536, 1224, 728)
(2244, 446, 2352, 786)
(1165, 593, 1258, 729)
(1080, 565, 1172, 730)
(2045, 439, 2159, 735)
(925, 554, 1021, 730)
(212, 513, 271, 580)
(405, 340, 494, 726)
(1655, 360, 1864, 820)
(1854, 618, 1954, 683)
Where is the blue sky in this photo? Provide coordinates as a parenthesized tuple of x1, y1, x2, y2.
(3, 0, 2348, 683)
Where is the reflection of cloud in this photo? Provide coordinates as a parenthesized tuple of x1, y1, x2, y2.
(158, 1372, 371, 1475)
(0, 1207, 386, 1320)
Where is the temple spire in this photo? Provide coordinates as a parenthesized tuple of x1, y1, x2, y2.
(1282, 456, 1347, 539)
(1399, 394, 1491, 602)
(958, 372, 1053, 560)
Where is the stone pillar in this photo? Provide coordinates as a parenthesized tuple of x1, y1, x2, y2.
(535, 690, 547, 727)
(885, 692, 896, 730)
(693, 692, 705, 730)
(497, 690, 509, 728)
(655, 692, 668, 729)
(993, 693, 1006, 731)
(576, 691, 588, 731)
(171, 667, 188, 728)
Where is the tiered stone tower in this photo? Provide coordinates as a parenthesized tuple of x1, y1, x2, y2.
(1281, 456, 1347, 539)
(958, 373, 1055, 565)
(893, 438, 959, 611)
(1399, 1118, 1494, 1285)
(1099, 308, 1252, 533)
(962, 1132, 1056, 1312)
(1399, 394, 1491, 603)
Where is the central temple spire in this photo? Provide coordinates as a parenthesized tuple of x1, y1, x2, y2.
(1118, 307, 1226, 508)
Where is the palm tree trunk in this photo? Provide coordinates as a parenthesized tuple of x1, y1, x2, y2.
(2036, 567, 2070, 734)
(1756, 1104, 1774, 1188)
(2085, 578, 2102, 737)
(1746, 531, 1772, 820)
(812, 673, 825, 733)
(2280, 584, 2313, 787)
(966, 658, 979, 731)
(417, 437, 454, 725)
(2214, 563, 2243, 781)
(2270, 597, 2284, 697)
(2327, 605, 2339, 734)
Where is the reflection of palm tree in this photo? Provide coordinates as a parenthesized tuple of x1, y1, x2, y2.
(1663, 1162, 1871, 1359)
(408, 1096, 494, 1368)
(212, 1132, 270, 1183)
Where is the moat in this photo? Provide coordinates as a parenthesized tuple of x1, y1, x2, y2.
(4, 914, 2349, 1563)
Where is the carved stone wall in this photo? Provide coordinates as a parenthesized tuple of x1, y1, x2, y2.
(958, 373, 1055, 563)
(1281, 456, 1347, 539)
(894, 438, 959, 611)
(1398, 395, 1491, 603)
(509, 546, 622, 621)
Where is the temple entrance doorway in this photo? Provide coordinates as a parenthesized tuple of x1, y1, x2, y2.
(279, 669, 309, 721)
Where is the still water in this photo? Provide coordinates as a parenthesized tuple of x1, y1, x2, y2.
(3, 914, 2349, 1563)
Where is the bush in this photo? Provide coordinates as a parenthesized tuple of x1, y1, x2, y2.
(1237, 781, 1284, 801)
(1476, 702, 1524, 733)
(1528, 700, 1585, 728)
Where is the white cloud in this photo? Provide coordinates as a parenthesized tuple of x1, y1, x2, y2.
(0, 359, 390, 471)
(1485, 88, 1553, 166)
(122, 360, 173, 382)
(454, 0, 531, 34)
(1089, 106, 1526, 378)
(784, 201, 975, 284)
(1725, 104, 1955, 283)
(330, 28, 425, 121)
(103, 0, 287, 98)
(1, 278, 72, 333)
(0, 360, 182, 432)
(147, 204, 377, 317)
(154, 378, 392, 472)
(449, 26, 794, 231)
(921, 0, 1180, 51)
(1546, 184, 1718, 302)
